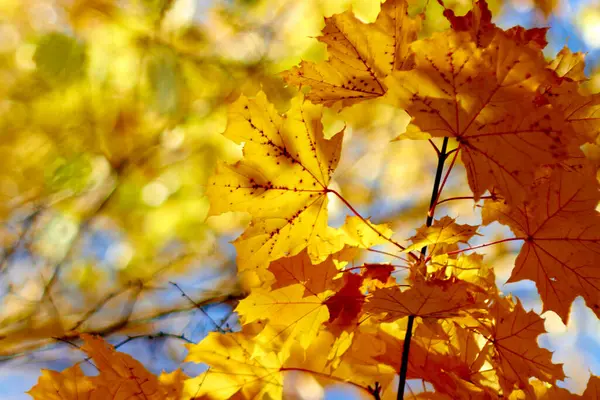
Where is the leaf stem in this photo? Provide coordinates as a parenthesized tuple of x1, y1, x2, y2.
(398, 137, 449, 400)
(435, 195, 495, 206)
(328, 189, 419, 261)
(428, 139, 440, 156)
(429, 146, 460, 218)
(425, 237, 525, 262)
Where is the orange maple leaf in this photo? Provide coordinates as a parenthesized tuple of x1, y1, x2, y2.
(27, 365, 94, 400)
(266, 250, 343, 297)
(27, 334, 186, 400)
(476, 296, 565, 394)
(483, 163, 600, 323)
(364, 275, 483, 321)
(386, 28, 584, 203)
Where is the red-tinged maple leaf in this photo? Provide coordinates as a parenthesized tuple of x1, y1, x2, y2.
(281, 0, 421, 107)
(364, 276, 483, 321)
(483, 163, 600, 323)
(386, 28, 583, 203)
(438, 0, 495, 47)
(475, 296, 564, 395)
(362, 263, 395, 284)
(324, 273, 365, 330)
(439, 0, 548, 49)
(582, 375, 600, 399)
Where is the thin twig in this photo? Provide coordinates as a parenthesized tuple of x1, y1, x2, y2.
(397, 137, 450, 400)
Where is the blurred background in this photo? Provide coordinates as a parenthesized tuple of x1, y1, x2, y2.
(0, 0, 598, 398)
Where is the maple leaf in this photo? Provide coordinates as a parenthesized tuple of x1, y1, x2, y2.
(324, 273, 365, 330)
(27, 335, 186, 400)
(27, 365, 94, 400)
(438, 0, 495, 47)
(540, 50, 600, 143)
(429, 253, 497, 293)
(207, 91, 344, 270)
(548, 47, 587, 82)
(483, 163, 600, 323)
(405, 216, 480, 255)
(385, 29, 584, 203)
(235, 283, 330, 349)
(476, 296, 564, 395)
(364, 276, 483, 321)
(362, 263, 395, 284)
(79, 333, 169, 400)
(375, 320, 497, 399)
(439, 0, 548, 49)
(582, 375, 600, 399)
(282, 0, 421, 107)
(266, 250, 343, 297)
(184, 325, 285, 399)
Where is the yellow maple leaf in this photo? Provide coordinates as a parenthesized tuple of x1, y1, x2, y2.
(236, 284, 331, 349)
(184, 326, 284, 399)
(207, 91, 344, 270)
(405, 216, 479, 255)
(282, 0, 421, 107)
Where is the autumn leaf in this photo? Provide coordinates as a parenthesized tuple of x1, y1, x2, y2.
(582, 375, 600, 399)
(364, 275, 483, 321)
(282, 0, 421, 107)
(437, 0, 495, 47)
(236, 283, 330, 349)
(324, 273, 365, 330)
(266, 250, 343, 296)
(476, 296, 564, 394)
(483, 163, 600, 323)
(548, 47, 587, 82)
(27, 334, 186, 400)
(541, 50, 600, 143)
(207, 91, 344, 270)
(429, 253, 497, 293)
(374, 320, 496, 399)
(439, 0, 548, 49)
(405, 216, 479, 255)
(79, 333, 169, 400)
(184, 325, 285, 399)
(386, 29, 584, 203)
(362, 263, 395, 284)
(28, 365, 94, 400)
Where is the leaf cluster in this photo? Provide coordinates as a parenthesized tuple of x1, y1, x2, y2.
(28, 0, 600, 399)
